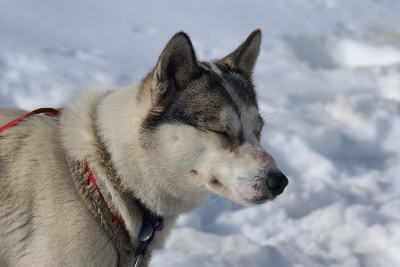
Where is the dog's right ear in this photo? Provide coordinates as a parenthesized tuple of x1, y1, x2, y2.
(218, 29, 261, 79)
(150, 32, 201, 106)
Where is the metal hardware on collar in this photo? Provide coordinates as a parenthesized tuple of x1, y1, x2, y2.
(133, 253, 144, 267)
(133, 216, 164, 267)
(138, 221, 153, 241)
(134, 204, 165, 262)
(86, 162, 165, 266)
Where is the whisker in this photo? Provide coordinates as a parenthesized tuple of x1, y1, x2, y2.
(261, 109, 280, 125)
(217, 198, 224, 214)
(213, 195, 221, 202)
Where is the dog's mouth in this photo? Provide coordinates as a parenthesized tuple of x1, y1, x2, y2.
(241, 179, 275, 205)
(243, 194, 273, 205)
(210, 177, 223, 187)
(207, 177, 271, 205)
(208, 177, 226, 191)
(207, 177, 231, 197)
(206, 172, 288, 206)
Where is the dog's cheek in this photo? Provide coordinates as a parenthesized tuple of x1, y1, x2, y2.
(211, 146, 265, 198)
(154, 124, 207, 170)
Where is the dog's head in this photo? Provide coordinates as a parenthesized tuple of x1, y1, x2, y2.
(138, 30, 288, 207)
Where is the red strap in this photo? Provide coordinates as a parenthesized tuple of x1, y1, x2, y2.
(0, 108, 128, 237)
(0, 108, 62, 135)
(85, 162, 128, 235)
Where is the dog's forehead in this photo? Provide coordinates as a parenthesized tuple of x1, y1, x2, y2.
(196, 62, 261, 126)
(154, 61, 261, 133)
(199, 62, 258, 106)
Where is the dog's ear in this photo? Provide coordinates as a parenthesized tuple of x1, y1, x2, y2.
(151, 32, 201, 105)
(218, 29, 261, 78)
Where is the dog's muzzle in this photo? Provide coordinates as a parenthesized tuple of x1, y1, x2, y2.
(248, 169, 288, 204)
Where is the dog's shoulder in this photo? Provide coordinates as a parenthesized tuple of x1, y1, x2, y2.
(0, 108, 27, 125)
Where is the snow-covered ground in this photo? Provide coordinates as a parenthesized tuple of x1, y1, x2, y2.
(1, 0, 400, 266)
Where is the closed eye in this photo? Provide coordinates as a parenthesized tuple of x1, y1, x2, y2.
(208, 128, 242, 148)
(211, 130, 230, 139)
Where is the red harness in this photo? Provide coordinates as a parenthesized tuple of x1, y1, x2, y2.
(0, 108, 128, 235)
(85, 161, 127, 233)
(1, 108, 165, 265)
(0, 108, 62, 133)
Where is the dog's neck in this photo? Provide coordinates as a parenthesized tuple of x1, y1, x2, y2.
(65, 156, 137, 265)
(60, 85, 210, 264)
(60, 85, 207, 221)
(60, 88, 145, 237)
(94, 85, 210, 216)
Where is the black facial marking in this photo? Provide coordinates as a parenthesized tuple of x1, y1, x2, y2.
(215, 62, 258, 107)
(238, 129, 245, 145)
(140, 61, 260, 151)
(143, 66, 236, 130)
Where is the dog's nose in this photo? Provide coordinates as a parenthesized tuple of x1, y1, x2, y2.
(266, 171, 288, 197)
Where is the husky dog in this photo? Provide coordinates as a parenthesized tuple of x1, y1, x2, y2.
(0, 30, 288, 267)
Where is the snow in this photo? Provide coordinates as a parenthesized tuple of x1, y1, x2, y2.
(332, 39, 400, 68)
(1, 0, 400, 266)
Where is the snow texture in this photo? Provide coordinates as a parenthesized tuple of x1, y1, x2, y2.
(1, 0, 400, 266)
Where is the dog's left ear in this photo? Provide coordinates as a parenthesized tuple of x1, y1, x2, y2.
(151, 32, 201, 105)
(218, 29, 261, 78)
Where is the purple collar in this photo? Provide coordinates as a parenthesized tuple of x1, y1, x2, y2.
(86, 163, 164, 266)
(135, 200, 165, 255)
(133, 200, 164, 266)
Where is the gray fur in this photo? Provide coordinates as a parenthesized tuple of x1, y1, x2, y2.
(219, 29, 262, 78)
(0, 30, 288, 266)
